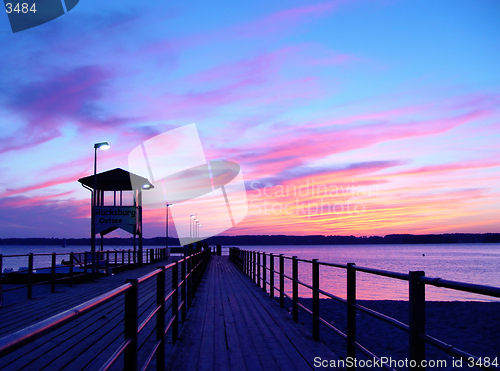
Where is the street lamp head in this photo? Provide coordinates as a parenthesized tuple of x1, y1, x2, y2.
(190, 215, 195, 218)
(167, 204, 173, 207)
(94, 142, 110, 150)
(142, 183, 151, 189)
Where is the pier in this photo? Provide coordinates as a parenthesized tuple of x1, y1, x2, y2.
(1, 247, 499, 371)
(166, 256, 339, 370)
(0, 250, 341, 371)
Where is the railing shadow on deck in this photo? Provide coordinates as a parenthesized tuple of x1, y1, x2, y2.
(229, 247, 500, 371)
(0, 247, 211, 371)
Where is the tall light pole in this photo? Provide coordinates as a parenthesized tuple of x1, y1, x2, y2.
(198, 223, 201, 239)
(92, 142, 110, 281)
(166, 204, 172, 253)
(190, 215, 195, 244)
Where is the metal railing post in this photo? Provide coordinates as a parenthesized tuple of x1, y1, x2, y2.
(172, 262, 179, 342)
(124, 279, 138, 371)
(263, 253, 267, 293)
(312, 259, 319, 341)
(409, 271, 426, 370)
(279, 254, 285, 308)
(27, 253, 33, 299)
(347, 263, 356, 364)
(51, 253, 56, 293)
(292, 256, 298, 322)
(269, 253, 274, 299)
(156, 266, 166, 371)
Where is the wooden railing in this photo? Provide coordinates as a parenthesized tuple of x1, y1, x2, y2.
(0, 247, 210, 370)
(230, 247, 500, 371)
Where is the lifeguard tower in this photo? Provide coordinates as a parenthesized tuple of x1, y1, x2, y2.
(78, 168, 154, 271)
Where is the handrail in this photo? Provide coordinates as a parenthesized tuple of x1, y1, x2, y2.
(0, 246, 211, 371)
(229, 248, 500, 371)
(0, 247, 170, 301)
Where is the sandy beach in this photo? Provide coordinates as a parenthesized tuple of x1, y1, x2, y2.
(296, 298, 500, 369)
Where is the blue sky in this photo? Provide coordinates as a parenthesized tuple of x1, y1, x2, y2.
(0, 0, 499, 238)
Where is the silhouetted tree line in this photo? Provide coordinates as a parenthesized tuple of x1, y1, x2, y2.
(2, 233, 500, 246)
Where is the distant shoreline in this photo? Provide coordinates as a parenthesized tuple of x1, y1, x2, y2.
(1, 233, 500, 246)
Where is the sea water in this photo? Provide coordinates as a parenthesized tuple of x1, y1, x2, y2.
(240, 244, 500, 302)
(1, 243, 499, 301)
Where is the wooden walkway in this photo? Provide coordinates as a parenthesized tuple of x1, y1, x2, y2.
(0, 256, 342, 370)
(0, 258, 178, 371)
(166, 256, 342, 371)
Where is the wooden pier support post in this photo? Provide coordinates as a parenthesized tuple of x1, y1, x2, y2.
(279, 254, 285, 308)
(187, 255, 192, 310)
(124, 279, 138, 371)
(246, 250, 249, 276)
(27, 253, 33, 299)
(172, 261, 179, 342)
(312, 259, 319, 341)
(181, 258, 187, 321)
(51, 253, 56, 293)
(292, 256, 298, 322)
(253, 251, 256, 284)
(269, 253, 274, 299)
(409, 271, 426, 370)
(263, 253, 267, 293)
(156, 266, 166, 371)
(69, 252, 74, 287)
(257, 252, 261, 288)
(84, 252, 89, 281)
(347, 263, 356, 363)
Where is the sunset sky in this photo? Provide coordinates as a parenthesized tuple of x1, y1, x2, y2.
(0, 0, 499, 238)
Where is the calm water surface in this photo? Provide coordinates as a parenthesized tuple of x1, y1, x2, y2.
(1, 244, 499, 301)
(242, 244, 500, 302)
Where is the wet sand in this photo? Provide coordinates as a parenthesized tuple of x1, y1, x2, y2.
(297, 298, 500, 369)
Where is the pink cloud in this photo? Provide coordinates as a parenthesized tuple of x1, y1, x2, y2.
(1, 172, 85, 198)
(232, 1, 344, 38)
(234, 109, 494, 177)
(387, 158, 500, 177)
(1, 66, 129, 154)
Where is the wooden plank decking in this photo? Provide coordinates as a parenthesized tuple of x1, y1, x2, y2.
(0, 255, 343, 371)
(0, 258, 178, 371)
(166, 256, 343, 371)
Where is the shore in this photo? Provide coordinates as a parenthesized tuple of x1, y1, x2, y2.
(297, 298, 500, 369)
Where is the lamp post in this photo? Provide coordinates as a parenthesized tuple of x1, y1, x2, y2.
(190, 215, 195, 244)
(92, 142, 110, 281)
(166, 204, 172, 253)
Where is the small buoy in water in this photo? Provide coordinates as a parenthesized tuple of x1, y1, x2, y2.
(422, 254, 425, 256)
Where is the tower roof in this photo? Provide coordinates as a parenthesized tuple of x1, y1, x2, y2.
(78, 168, 154, 191)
